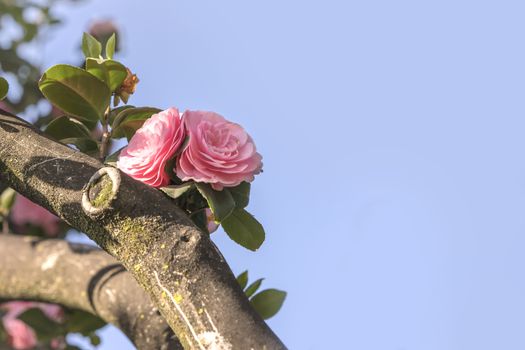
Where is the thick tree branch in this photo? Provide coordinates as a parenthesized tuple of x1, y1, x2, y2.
(0, 111, 286, 349)
(0, 234, 182, 350)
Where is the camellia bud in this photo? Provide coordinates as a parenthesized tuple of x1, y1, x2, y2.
(116, 68, 139, 103)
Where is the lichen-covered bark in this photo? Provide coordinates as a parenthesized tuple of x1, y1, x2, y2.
(0, 110, 287, 350)
(0, 234, 182, 350)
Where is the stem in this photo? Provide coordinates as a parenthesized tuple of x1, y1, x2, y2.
(99, 106, 111, 161)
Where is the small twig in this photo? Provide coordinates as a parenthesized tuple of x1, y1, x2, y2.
(99, 106, 111, 161)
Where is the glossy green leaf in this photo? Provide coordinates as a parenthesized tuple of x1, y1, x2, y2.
(85, 58, 127, 92)
(228, 182, 250, 209)
(39, 64, 110, 122)
(245, 278, 264, 298)
(111, 107, 161, 140)
(0, 77, 8, 100)
(190, 209, 208, 233)
(236, 270, 249, 290)
(64, 310, 106, 335)
(161, 182, 194, 199)
(89, 333, 102, 346)
(106, 33, 116, 59)
(18, 308, 63, 341)
(196, 183, 235, 222)
(108, 105, 134, 125)
(61, 137, 99, 156)
(45, 116, 91, 140)
(221, 209, 265, 251)
(250, 289, 287, 320)
(82, 32, 102, 58)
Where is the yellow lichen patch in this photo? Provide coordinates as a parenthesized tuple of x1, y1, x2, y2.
(173, 293, 183, 304)
(163, 264, 169, 270)
(198, 308, 204, 314)
(134, 264, 141, 271)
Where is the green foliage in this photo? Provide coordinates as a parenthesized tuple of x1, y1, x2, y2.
(196, 183, 235, 222)
(236, 270, 249, 289)
(237, 272, 286, 319)
(221, 209, 265, 251)
(0, 77, 8, 100)
(250, 289, 287, 320)
(45, 116, 91, 139)
(244, 278, 264, 298)
(64, 309, 106, 336)
(18, 308, 62, 342)
(161, 182, 194, 199)
(228, 182, 251, 209)
(106, 33, 116, 60)
(111, 107, 161, 140)
(0, 0, 71, 114)
(17, 308, 106, 345)
(82, 32, 102, 58)
(39, 64, 110, 123)
(85, 58, 127, 92)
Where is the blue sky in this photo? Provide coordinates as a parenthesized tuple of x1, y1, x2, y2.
(28, 0, 525, 349)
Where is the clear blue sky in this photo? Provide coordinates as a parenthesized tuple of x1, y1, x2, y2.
(32, 0, 525, 349)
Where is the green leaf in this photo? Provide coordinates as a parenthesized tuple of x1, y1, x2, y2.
(245, 278, 264, 298)
(111, 107, 161, 140)
(161, 182, 194, 199)
(190, 209, 208, 233)
(39, 64, 110, 122)
(250, 289, 287, 320)
(82, 32, 102, 58)
(89, 333, 102, 346)
(18, 308, 63, 341)
(236, 270, 249, 290)
(61, 137, 99, 156)
(228, 182, 251, 209)
(0, 77, 8, 100)
(0, 188, 16, 212)
(106, 33, 116, 59)
(45, 116, 91, 140)
(85, 58, 127, 92)
(195, 183, 235, 222)
(221, 209, 265, 251)
(64, 310, 106, 335)
(108, 105, 134, 125)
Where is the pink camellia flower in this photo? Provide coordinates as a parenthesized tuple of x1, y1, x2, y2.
(117, 108, 186, 187)
(3, 318, 37, 350)
(1, 301, 63, 350)
(11, 195, 61, 237)
(176, 111, 262, 190)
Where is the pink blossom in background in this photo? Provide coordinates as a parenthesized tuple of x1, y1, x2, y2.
(11, 195, 61, 236)
(117, 108, 186, 187)
(88, 19, 119, 39)
(1, 301, 64, 350)
(205, 208, 219, 233)
(176, 111, 262, 190)
(3, 318, 37, 350)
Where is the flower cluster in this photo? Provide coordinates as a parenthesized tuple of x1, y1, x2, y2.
(0, 302, 63, 350)
(117, 108, 262, 190)
(10, 195, 61, 237)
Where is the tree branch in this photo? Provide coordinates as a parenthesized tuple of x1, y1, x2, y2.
(0, 110, 286, 349)
(0, 234, 182, 350)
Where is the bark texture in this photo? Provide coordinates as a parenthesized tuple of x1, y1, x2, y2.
(0, 110, 286, 350)
(0, 234, 181, 350)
